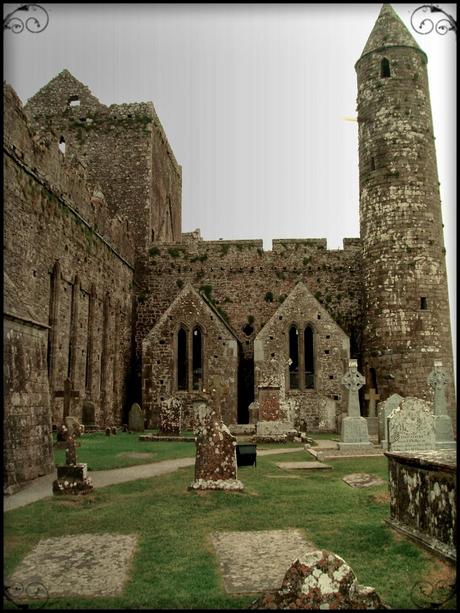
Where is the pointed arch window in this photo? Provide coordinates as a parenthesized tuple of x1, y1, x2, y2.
(177, 327, 188, 390)
(192, 326, 203, 390)
(381, 58, 391, 78)
(304, 326, 315, 389)
(289, 325, 300, 389)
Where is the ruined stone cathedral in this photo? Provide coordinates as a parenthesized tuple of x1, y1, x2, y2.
(4, 5, 455, 492)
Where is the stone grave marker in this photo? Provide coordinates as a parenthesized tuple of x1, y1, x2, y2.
(250, 549, 385, 609)
(52, 435, 93, 495)
(128, 403, 145, 432)
(54, 378, 79, 420)
(211, 529, 312, 594)
(364, 388, 380, 436)
(159, 397, 182, 435)
(64, 415, 84, 437)
(387, 397, 435, 452)
(377, 393, 404, 448)
(342, 473, 385, 488)
(338, 360, 371, 449)
(81, 400, 96, 427)
(5, 534, 138, 599)
(427, 361, 455, 449)
(189, 401, 243, 491)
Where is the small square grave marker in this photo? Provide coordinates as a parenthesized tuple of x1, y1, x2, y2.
(275, 461, 332, 470)
(342, 473, 386, 488)
(211, 529, 314, 594)
(6, 534, 137, 599)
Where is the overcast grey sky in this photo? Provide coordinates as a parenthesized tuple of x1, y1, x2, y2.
(4, 3, 456, 370)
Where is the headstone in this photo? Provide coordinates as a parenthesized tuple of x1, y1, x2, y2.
(105, 427, 111, 436)
(128, 403, 145, 432)
(53, 378, 80, 420)
(387, 397, 435, 452)
(258, 385, 283, 421)
(188, 401, 243, 491)
(52, 435, 93, 495)
(317, 397, 337, 431)
(111, 426, 117, 435)
(248, 400, 259, 424)
(427, 361, 455, 449)
(338, 360, 371, 449)
(250, 549, 386, 609)
(377, 393, 404, 448)
(364, 388, 380, 436)
(122, 424, 128, 432)
(81, 401, 96, 426)
(159, 397, 182, 435)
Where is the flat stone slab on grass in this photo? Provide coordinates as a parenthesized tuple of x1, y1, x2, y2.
(211, 529, 314, 594)
(307, 447, 384, 461)
(275, 461, 332, 470)
(342, 473, 386, 488)
(117, 452, 156, 460)
(6, 534, 137, 599)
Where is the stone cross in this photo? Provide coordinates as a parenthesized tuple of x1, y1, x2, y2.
(427, 361, 449, 416)
(65, 435, 77, 466)
(54, 378, 80, 420)
(364, 388, 380, 418)
(342, 359, 365, 418)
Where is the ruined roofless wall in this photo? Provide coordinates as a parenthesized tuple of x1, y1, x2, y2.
(24, 70, 182, 253)
(135, 237, 363, 366)
(4, 83, 135, 429)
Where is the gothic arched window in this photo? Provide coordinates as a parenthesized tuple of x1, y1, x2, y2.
(289, 325, 299, 389)
(177, 327, 188, 390)
(192, 326, 203, 390)
(381, 57, 391, 78)
(304, 325, 315, 389)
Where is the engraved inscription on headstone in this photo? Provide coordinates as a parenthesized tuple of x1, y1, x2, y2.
(387, 397, 435, 452)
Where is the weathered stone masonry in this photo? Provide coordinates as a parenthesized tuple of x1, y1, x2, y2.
(4, 84, 135, 491)
(356, 5, 455, 425)
(3, 5, 456, 491)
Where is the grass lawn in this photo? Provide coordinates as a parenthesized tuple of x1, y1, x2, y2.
(53, 431, 196, 471)
(4, 453, 455, 609)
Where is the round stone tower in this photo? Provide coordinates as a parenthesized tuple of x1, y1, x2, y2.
(355, 4, 455, 423)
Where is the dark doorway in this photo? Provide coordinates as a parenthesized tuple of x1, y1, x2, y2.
(237, 353, 254, 424)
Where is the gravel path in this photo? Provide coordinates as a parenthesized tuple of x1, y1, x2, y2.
(4, 446, 311, 512)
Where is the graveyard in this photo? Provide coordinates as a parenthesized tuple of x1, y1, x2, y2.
(4, 383, 457, 610)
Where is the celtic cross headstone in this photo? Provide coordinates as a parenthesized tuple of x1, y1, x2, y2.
(338, 360, 371, 449)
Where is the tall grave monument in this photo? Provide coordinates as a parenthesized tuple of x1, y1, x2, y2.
(338, 360, 371, 449)
(427, 361, 455, 450)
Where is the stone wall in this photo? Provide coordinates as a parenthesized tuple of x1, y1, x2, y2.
(24, 69, 182, 253)
(142, 284, 239, 427)
(356, 6, 456, 424)
(135, 237, 361, 426)
(254, 282, 350, 431)
(4, 84, 135, 435)
(3, 310, 54, 493)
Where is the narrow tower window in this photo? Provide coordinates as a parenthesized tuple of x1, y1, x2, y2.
(304, 326, 315, 389)
(68, 95, 80, 107)
(177, 327, 188, 390)
(420, 297, 428, 310)
(381, 58, 391, 78)
(192, 327, 203, 391)
(289, 325, 299, 389)
(370, 157, 376, 171)
(58, 136, 66, 154)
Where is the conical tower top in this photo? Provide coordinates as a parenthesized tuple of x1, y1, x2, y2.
(358, 4, 426, 63)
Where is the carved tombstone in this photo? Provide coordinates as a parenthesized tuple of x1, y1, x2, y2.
(377, 393, 404, 449)
(159, 397, 182, 435)
(387, 397, 435, 452)
(52, 435, 93, 496)
(128, 403, 145, 432)
(188, 401, 243, 491)
(338, 360, 371, 449)
(81, 400, 96, 427)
